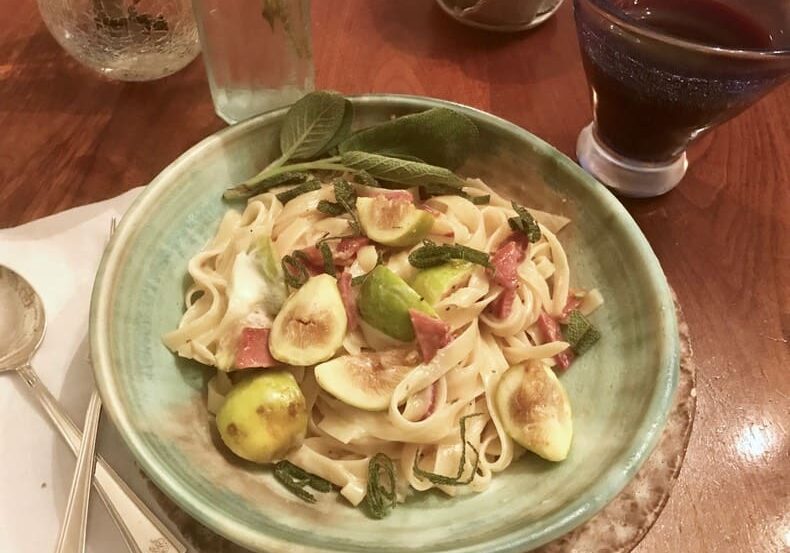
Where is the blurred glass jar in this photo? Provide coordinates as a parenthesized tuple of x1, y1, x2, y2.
(436, 0, 565, 31)
(37, 0, 200, 81)
(193, 0, 315, 124)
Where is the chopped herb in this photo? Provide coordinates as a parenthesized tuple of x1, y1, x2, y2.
(333, 178, 357, 206)
(275, 180, 322, 204)
(413, 413, 482, 486)
(273, 461, 333, 503)
(408, 241, 490, 269)
(316, 179, 362, 234)
(318, 241, 336, 277)
(419, 183, 490, 205)
(562, 310, 601, 355)
(282, 251, 310, 288)
(508, 201, 541, 243)
(353, 170, 378, 187)
(364, 453, 397, 519)
(317, 200, 346, 216)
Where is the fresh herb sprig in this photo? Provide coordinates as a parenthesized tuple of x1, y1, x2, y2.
(364, 453, 397, 519)
(223, 92, 479, 200)
(413, 413, 483, 486)
(408, 240, 491, 269)
(273, 461, 334, 503)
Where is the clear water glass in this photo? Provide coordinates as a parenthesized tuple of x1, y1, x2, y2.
(193, 0, 315, 124)
(37, 0, 200, 81)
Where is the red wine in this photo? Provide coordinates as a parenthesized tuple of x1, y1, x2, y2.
(577, 0, 777, 162)
(631, 0, 772, 50)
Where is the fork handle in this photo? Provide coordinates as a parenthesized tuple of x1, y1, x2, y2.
(17, 365, 187, 553)
(54, 391, 102, 553)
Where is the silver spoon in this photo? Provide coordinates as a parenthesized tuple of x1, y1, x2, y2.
(0, 265, 186, 553)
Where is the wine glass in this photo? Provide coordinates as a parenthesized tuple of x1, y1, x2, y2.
(573, 0, 790, 197)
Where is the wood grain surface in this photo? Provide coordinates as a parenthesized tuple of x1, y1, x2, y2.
(1, 1, 788, 552)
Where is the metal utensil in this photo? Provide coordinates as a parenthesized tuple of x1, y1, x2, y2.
(55, 217, 116, 553)
(0, 264, 186, 553)
(54, 391, 101, 553)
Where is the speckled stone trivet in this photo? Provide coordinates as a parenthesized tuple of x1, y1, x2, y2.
(145, 295, 696, 553)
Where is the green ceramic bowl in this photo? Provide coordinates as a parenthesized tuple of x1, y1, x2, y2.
(91, 95, 679, 553)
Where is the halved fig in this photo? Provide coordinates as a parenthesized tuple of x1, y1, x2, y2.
(269, 274, 348, 366)
(356, 195, 434, 247)
(409, 260, 474, 306)
(495, 363, 573, 462)
(358, 265, 436, 342)
(314, 349, 420, 411)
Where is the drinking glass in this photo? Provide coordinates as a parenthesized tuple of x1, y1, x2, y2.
(436, 0, 565, 31)
(37, 0, 200, 81)
(573, 0, 790, 197)
(193, 0, 315, 124)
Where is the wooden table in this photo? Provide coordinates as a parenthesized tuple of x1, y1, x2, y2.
(2, 1, 788, 551)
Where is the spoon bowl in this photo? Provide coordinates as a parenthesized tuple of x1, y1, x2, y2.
(0, 265, 46, 371)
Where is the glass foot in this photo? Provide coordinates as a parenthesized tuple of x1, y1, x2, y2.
(576, 123, 688, 198)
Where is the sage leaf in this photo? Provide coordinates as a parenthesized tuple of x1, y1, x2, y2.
(323, 98, 354, 152)
(279, 91, 349, 162)
(275, 180, 322, 204)
(339, 107, 479, 170)
(408, 241, 491, 269)
(341, 151, 467, 189)
(364, 453, 396, 519)
(413, 414, 482, 486)
(508, 201, 541, 243)
(562, 310, 601, 356)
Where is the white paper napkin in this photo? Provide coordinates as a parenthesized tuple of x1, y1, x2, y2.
(0, 188, 215, 553)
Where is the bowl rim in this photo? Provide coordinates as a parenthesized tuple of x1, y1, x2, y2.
(90, 93, 679, 553)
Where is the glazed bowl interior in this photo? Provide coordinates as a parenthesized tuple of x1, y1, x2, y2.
(91, 95, 679, 553)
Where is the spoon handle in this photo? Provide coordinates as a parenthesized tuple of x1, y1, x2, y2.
(16, 365, 187, 553)
(54, 391, 102, 553)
